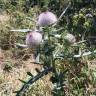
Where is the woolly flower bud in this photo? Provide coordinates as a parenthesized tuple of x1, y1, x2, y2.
(86, 13, 93, 18)
(37, 11, 57, 26)
(64, 33, 76, 44)
(26, 31, 42, 48)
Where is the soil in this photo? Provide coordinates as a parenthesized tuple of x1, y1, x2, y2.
(0, 49, 48, 96)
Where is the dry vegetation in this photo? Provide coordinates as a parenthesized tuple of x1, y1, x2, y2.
(0, 49, 52, 96)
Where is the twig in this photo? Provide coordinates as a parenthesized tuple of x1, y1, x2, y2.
(52, 3, 71, 26)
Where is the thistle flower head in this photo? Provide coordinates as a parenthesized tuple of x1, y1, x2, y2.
(37, 11, 57, 26)
(26, 31, 42, 48)
(65, 33, 76, 44)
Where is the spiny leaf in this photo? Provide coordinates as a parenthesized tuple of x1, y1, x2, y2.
(10, 29, 32, 32)
(13, 91, 20, 93)
(35, 68, 41, 73)
(18, 79, 27, 84)
(15, 43, 27, 48)
(27, 72, 33, 77)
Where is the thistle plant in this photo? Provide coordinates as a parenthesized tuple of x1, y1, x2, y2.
(5, 0, 96, 96)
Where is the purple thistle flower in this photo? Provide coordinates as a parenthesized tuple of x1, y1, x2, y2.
(26, 31, 42, 48)
(37, 11, 57, 26)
